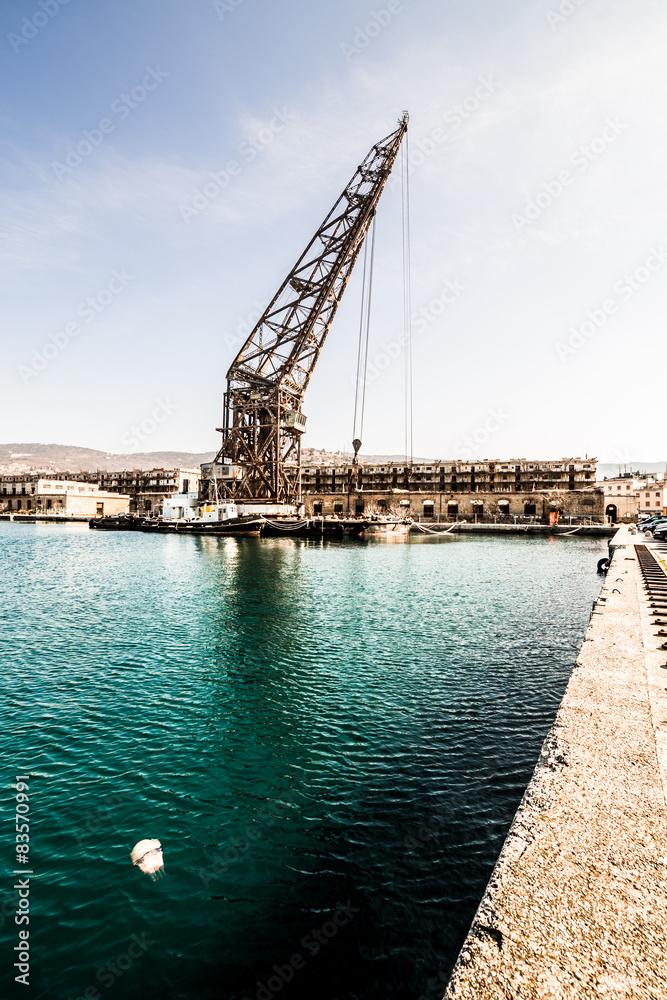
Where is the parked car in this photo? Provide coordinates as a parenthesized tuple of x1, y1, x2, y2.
(652, 522, 667, 540)
(638, 515, 665, 526)
(640, 517, 667, 535)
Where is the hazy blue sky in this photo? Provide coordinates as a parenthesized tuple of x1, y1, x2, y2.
(1, 0, 665, 463)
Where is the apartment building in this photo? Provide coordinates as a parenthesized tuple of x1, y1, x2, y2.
(301, 458, 597, 494)
(0, 467, 200, 514)
(1, 479, 129, 516)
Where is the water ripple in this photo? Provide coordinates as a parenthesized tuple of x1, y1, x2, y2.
(0, 524, 604, 999)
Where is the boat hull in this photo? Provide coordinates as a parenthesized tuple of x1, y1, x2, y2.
(259, 517, 410, 538)
(360, 519, 411, 536)
(89, 515, 262, 535)
(260, 517, 367, 538)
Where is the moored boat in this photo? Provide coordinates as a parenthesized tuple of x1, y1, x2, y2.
(359, 517, 411, 536)
(89, 494, 262, 535)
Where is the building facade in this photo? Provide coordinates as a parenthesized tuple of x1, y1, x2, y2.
(300, 457, 602, 522)
(301, 457, 597, 495)
(1, 479, 129, 516)
(597, 476, 642, 522)
(639, 483, 667, 516)
(302, 488, 603, 522)
(595, 473, 666, 522)
(0, 467, 200, 515)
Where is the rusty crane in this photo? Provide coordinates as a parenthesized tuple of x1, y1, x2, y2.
(201, 114, 409, 509)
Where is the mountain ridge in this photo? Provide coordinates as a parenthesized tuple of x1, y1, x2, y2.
(0, 444, 663, 477)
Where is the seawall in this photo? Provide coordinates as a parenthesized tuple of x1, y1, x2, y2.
(443, 528, 667, 998)
(410, 522, 613, 537)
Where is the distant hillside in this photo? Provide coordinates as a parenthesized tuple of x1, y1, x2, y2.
(7, 444, 657, 477)
(0, 443, 215, 473)
(302, 448, 432, 466)
(597, 461, 665, 479)
(0, 443, 431, 474)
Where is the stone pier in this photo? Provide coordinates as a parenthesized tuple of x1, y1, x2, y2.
(444, 527, 667, 999)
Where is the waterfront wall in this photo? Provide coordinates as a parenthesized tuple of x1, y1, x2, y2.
(443, 530, 667, 998)
(301, 489, 605, 522)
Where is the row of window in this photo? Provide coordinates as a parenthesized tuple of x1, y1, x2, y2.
(311, 499, 596, 515)
(7, 498, 62, 510)
(304, 473, 592, 484)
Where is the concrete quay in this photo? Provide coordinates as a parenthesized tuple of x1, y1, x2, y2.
(0, 513, 92, 523)
(443, 527, 667, 999)
(410, 522, 613, 537)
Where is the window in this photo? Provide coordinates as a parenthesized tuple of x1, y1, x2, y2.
(524, 503, 536, 516)
(333, 502, 343, 514)
(313, 501, 323, 515)
(355, 500, 365, 515)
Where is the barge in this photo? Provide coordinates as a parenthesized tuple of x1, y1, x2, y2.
(89, 490, 411, 539)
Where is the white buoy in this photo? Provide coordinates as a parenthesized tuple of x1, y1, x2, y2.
(131, 839, 164, 875)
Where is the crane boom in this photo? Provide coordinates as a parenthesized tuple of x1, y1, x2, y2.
(206, 113, 408, 505)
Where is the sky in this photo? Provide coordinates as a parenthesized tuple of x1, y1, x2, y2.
(1, 0, 666, 465)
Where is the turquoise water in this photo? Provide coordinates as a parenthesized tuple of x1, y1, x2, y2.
(0, 523, 605, 1000)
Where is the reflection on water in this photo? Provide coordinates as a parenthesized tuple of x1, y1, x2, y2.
(0, 524, 604, 999)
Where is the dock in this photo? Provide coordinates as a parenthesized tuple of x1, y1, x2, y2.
(410, 521, 614, 537)
(443, 525, 667, 998)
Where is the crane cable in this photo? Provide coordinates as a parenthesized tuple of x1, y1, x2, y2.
(352, 215, 377, 448)
(401, 133, 413, 464)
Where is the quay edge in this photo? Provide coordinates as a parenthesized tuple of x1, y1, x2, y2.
(442, 525, 667, 999)
(0, 513, 615, 537)
(409, 522, 614, 537)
